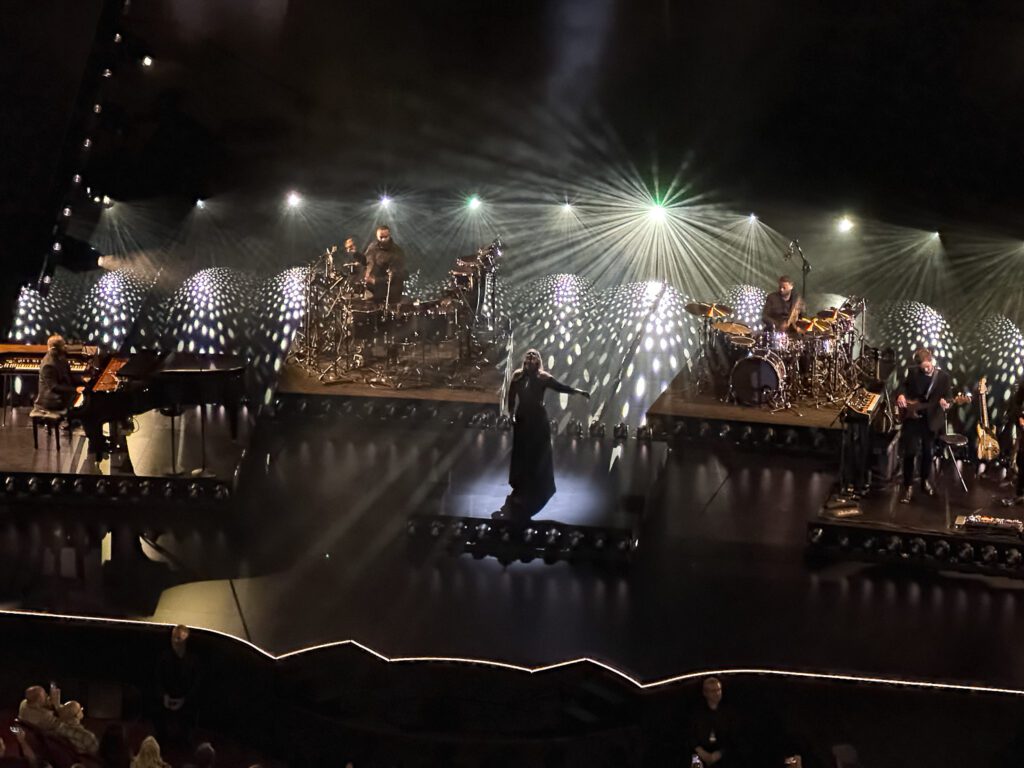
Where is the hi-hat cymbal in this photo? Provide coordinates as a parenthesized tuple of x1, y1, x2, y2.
(685, 301, 732, 318)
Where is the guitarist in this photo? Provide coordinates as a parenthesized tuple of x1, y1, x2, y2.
(895, 347, 952, 504)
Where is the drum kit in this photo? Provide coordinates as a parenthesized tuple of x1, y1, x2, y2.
(289, 239, 505, 387)
(687, 297, 866, 409)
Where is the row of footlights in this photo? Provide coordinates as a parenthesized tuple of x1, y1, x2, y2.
(0, 474, 231, 501)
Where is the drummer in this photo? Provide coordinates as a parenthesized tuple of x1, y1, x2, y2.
(762, 275, 804, 333)
(363, 225, 408, 304)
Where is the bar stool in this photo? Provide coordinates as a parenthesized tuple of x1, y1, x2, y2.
(29, 407, 66, 451)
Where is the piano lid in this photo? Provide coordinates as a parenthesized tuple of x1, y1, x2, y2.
(156, 351, 247, 375)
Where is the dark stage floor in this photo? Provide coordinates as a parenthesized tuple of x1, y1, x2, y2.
(0, 404, 248, 480)
(10, 403, 1024, 691)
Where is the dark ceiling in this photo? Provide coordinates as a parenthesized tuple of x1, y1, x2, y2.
(2, 0, 1023, 296)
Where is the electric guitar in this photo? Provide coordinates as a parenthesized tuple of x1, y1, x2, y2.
(976, 377, 1000, 461)
(896, 392, 970, 424)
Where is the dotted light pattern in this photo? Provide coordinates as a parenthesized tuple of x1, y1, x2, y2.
(722, 284, 768, 335)
(247, 267, 307, 405)
(966, 315, 1024, 424)
(587, 281, 697, 424)
(508, 274, 597, 392)
(10, 269, 92, 343)
(162, 268, 260, 355)
(871, 300, 965, 388)
(72, 269, 152, 349)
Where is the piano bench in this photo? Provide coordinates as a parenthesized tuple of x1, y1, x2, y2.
(29, 407, 66, 451)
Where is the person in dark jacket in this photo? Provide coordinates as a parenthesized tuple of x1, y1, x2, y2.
(894, 347, 952, 504)
(156, 624, 200, 747)
(363, 225, 408, 303)
(34, 334, 79, 411)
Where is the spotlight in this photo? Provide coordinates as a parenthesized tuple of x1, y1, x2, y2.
(568, 530, 585, 549)
(102, 68, 112, 78)
(836, 215, 854, 233)
(637, 424, 653, 442)
(956, 542, 974, 562)
(748, 213, 757, 222)
(101, 195, 113, 208)
(647, 203, 667, 222)
(544, 527, 560, 546)
(613, 422, 629, 440)
(497, 414, 512, 431)
(932, 540, 950, 560)
(981, 545, 998, 564)
(885, 535, 903, 554)
(196, 199, 206, 209)
(807, 527, 824, 545)
(589, 420, 606, 438)
(932, 232, 940, 239)
(379, 195, 392, 208)
(523, 527, 536, 543)
(27, 477, 39, 494)
(83, 138, 92, 149)
(909, 537, 927, 556)
(50, 477, 65, 494)
(62, 207, 71, 217)
(467, 195, 482, 210)
(286, 191, 302, 208)
(561, 202, 573, 213)
(1007, 549, 1023, 568)
(113, 32, 122, 43)
(406, 520, 418, 536)
(429, 521, 444, 538)
(142, 55, 153, 67)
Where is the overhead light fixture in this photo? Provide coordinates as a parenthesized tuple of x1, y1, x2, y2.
(142, 55, 153, 67)
(837, 215, 854, 233)
(467, 195, 482, 210)
(286, 191, 302, 208)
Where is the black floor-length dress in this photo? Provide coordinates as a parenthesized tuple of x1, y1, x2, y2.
(504, 371, 577, 518)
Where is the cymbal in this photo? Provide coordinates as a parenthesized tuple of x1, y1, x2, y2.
(712, 321, 751, 336)
(815, 307, 852, 322)
(685, 302, 732, 318)
(794, 316, 831, 334)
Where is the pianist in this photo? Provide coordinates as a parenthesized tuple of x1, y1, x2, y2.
(34, 334, 105, 457)
(34, 335, 79, 413)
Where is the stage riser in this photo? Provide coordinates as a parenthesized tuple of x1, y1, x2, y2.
(407, 514, 638, 565)
(807, 521, 1024, 578)
(650, 415, 842, 455)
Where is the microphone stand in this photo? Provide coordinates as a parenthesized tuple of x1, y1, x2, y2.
(789, 239, 811, 302)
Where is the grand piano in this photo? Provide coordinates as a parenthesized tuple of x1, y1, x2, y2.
(73, 349, 246, 431)
(0, 344, 247, 462)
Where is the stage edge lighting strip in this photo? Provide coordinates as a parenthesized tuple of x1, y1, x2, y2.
(0, 607, 1021, 697)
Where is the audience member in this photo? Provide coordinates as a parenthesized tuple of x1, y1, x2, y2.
(55, 701, 98, 755)
(98, 724, 131, 768)
(0, 727, 39, 767)
(182, 741, 215, 768)
(689, 677, 738, 766)
(17, 685, 60, 732)
(156, 624, 201, 746)
(131, 736, 170, 768)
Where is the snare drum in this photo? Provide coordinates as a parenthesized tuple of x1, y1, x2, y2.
(730, 351, 786, 406)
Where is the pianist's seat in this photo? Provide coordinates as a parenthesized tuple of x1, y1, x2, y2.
(29, 406, 66, 451)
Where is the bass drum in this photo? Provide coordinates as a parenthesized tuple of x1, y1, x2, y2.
(730, 351, 786, 406)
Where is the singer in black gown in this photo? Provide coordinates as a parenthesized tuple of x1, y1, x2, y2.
(501, 349, 590, 519)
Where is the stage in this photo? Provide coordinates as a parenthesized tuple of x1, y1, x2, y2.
(277, 347, 505, 406)
(646, 369, 845, 452)
(9, 377, 1024, 690)
(809, 464, 1024, 576)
